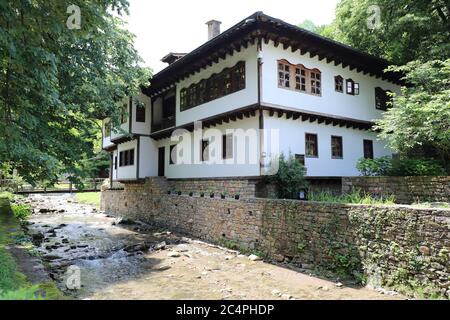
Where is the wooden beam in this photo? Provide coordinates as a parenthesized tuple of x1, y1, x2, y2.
(293, 113, 300, 120)
(277, 110, 283, 118)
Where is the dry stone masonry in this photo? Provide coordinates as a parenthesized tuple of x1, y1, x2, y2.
(342, 176, 450, 204)
(102, 177, 450, 298)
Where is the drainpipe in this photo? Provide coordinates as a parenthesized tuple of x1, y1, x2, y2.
(257, 37, 264, 176)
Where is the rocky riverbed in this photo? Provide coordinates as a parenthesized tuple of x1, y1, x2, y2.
(17, 194, 403, 300)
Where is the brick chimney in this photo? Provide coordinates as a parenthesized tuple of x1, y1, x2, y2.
(206, 20, 222, 40)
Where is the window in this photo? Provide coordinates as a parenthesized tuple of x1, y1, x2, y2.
(305, 133, 318, 157)
(278, 62, 290, 88)
(331, 136, 343, 159)
(278, 60, 321, 96)
(295, 154, 305, 166)
(136, 104, 146, 122)
(119, 149, 134, 167)
(180, 61, 245, 111)
(201, 139, 210, 162)
(222, 134, 233, 159)
(375, 87, 392, 111)
(363, 140, 374, 159)
(114, 156, 117, 170)
(354, 83, 360, 95)
(335, 76, 343, 92)
(104, 120, 111, 138)
(169, 145, 177, 165)
(295, 67, 306, 92)
(120, 103, 128, 124)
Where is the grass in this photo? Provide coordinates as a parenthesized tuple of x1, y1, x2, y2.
(75, 192, 101, 207)
(0, 195, 64, 300)
(308, 189, 396, 205)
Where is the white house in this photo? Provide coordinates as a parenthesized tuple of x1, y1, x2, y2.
(102, 12, 401, 184)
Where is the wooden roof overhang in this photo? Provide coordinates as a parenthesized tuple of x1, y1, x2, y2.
(150, 104, 260, 140)
(150, 103, 375, 141)
(145, 12, 403, 96)
(261, 104, 374, 131)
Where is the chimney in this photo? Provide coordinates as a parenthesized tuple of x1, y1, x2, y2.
(206, 20, 221, 40)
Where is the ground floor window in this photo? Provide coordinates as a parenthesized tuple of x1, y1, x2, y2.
(331, 136, 343, 159)
(363, 140, 374, 159)
(222, 134, 233, 160)
(119, 149, 135, 167)
(170, 145, 177, 165)
(305, 133, 318, 157)
(295, 154, 305, 166)
(201, 139, 210, 162)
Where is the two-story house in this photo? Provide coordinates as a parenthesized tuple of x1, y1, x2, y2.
(102, 12, 401, 185)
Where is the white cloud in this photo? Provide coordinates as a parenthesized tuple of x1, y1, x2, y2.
(124, 0, 339, 73)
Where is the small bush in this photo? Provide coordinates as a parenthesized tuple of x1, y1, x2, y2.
(11, 204, 32, 220)
(266, 154, 308, 199)
(357, 157, 446, 177)
(309, 189, 396, 205)
(0, 192, 14, 201)
(0, 286, 43, 300)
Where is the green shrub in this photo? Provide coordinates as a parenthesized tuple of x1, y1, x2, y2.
(266, 154, 308, 199)
(0, 192, 14, 201)
(309, 189, 396, 205)
(0, 286, 43, 300)
(357, 157, 446, 177)
(11, 204, 31, 220)
(356, 156, 392, 176)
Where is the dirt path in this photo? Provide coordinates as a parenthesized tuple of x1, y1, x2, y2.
(20, 194, 403, 300)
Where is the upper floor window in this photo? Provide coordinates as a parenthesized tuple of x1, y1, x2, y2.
(180, 61, 245, 111)
(104, 120, 111, 138)
(136, 104, 146, 122)
(375, 87, 392, 111)
(278, 60, 321, 96)
(363, 140, 374, 159)
(346, 79, 360, 95)
(331, 136, 343, 159)
(278, 63, 290, 88)
(305, 133, 318, 157)
(335, 76, 343, 93)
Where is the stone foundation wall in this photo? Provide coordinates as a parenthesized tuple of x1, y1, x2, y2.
(101, 178, 450, 298)
(342, 176, 450, 204)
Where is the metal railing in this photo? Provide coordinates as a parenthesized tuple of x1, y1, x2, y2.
(1, 178, 106, 194)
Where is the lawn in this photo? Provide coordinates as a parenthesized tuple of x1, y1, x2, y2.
(75, 192, 101, 207)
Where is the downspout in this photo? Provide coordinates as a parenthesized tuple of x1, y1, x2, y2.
(257, 37, 264, 176)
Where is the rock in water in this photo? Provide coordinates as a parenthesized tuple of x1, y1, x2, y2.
(248, 254, 261, 261)
(167, 251, 181, 258)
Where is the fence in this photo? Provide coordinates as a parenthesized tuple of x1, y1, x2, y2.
(0, 178, 106, 194)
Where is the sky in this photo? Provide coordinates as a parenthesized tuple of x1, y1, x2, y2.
(123, 0, 340, 73)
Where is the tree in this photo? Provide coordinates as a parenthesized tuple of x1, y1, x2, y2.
(375, 60, 450, 172)
(333, 0, 450, 65)
(0, 1, 151, 185)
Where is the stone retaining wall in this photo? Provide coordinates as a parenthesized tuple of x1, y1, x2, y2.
(101, 178, 450, 298)
(342, 176, 450, 204)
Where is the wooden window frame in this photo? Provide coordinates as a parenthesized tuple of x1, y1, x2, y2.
(375, 87, 392, 111)
(305, 133, 319, 158)
(119, 149, 135, 167)
(277, 59, 321, 96)
(335, 75, 343, 93)
(331, 135, 343, 159)
(363, 140, 374, 159)
(295, 154, 305, 166)
(222, 134, 233, 160)
(114, 156, 117, 170)
(180, 61, 246, 111)
(135, 104, 146, 123)
(346, 79, 360, 96)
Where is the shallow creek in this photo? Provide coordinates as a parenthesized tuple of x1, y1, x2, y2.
(17, 194, 402, 300)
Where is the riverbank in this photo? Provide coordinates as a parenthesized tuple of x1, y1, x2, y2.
(0, 193, 63, 300)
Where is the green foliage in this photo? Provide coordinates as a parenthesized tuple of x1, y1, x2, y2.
(309, 189, 396, 205)
(0, 286, 43, 300)
(266, 154, 308, 199)
(357, 156, 447, 176)
(375, 60, 450, 173)
(0, 1, 151, 185)
(333, 0, 449, 65)
(0, 192, 14, 201)
(356, 156, 393, 176)
(11, 204, 31, 220)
